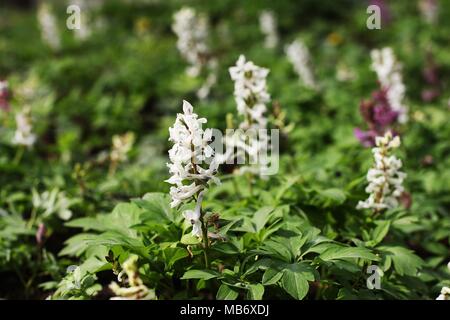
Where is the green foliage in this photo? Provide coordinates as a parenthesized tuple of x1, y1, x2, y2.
(0, 0, 449, 300)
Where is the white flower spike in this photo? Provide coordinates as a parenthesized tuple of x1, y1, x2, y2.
(357, 131, 407, 211)
(172, 7, 210, 78)
(225, 55, 272, 177)
(285, 40, 317, 89)
(37, 3, 61, 50)
(166, 100, 219, 209)
(371, 47, 408, 123)
(436, 286, 450, 300)
(12, 109, 37, 148)
(259, 10, 279, 49)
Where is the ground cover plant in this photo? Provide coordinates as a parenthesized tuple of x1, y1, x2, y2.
(0, 0, 449, 300)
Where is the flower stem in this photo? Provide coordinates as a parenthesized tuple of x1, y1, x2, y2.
(199, 211, 210, 269)
(13, 146, 25, 165)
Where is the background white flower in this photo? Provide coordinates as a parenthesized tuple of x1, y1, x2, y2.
(259, 10, 279, 49)
(172, 7, 210, 77)
(285, 40, 317, 89)
(224, 55, 272, 177)
(37, 3, 61, 50)
(371, 47, 408, 123)
(12, 109, 37, 148)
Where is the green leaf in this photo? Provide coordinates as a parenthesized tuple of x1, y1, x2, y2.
(164, 247, 189, 268)
(246, 283, 264, 300)
(367, 220, 390, 247)
(216, 284, 239, 300)
(319, 246, 379, 262)
(134, 193, 174, 222)
(262, 268, 284, 285)
(180, 233, 201, 245)
(317, 188, 347, 205)
(379, 246, 424, 276)
(252, 207, 274, 232)
(181, 269, 221, 280)
(281, 269, 309, 300)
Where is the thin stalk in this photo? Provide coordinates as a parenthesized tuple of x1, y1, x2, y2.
(13, 146, 25, 165)
(199, 209, 210, 269)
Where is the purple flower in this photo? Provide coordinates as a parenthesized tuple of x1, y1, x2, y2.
(36, 223, 46, 246)
(421, 88, 440, 102)
(0, 80, 9, 112)
(369, 0, 391, 24)
(373, 103, 398, 127)
(355, 86, 399, 147)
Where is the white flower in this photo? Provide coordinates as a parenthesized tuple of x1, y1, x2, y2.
(109, 255, 156, 300)
(0, 80, 7, 92)
(172, 7, 217, 99)
(357, 131, 407, 211)
(110, 132, 135, 164)
(225, 55, 272, 177)
(285, 40, 317, 89)
(12, 109, 37, 148)
(37, 3, 61, 50)
(32, 188, 75, 221)
(371, 47, 408, 123)
(259, 10, 279, 49)
(172, 7, 209, 77)
(436, 286, 450, 300)
(182, 191, 204, 237)
(166, 100, 219, 208)
(71, 0, 92, 41)
(229, 55, 270, 129)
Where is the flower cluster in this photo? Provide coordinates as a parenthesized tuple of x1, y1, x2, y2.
(0, 80, 10, 111)
(110, 132, 135, 165)
(285, 40, 317, 89)
(109, 255, 156, 300)
(172, 7, 210, 77)
(354, 88, 398, 147)
(166, 100, 219, 209)
(172, 7, 217, 99)
(229, 55, 270, 130)
(436, 286, 450, 300)
(37, 3, 61, 50)
(32, 188, 76, 221)
(225, 55, 272, 177)
(357, 131, 406, 211)
(371, 47, 408, 123)
(259, 10, 279, 49)
(12, 109, 37, 148)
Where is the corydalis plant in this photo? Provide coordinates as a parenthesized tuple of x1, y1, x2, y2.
(225, 55, 272, 178)
(357, 131, 406, 212)
(285, 40, 317, 89)
(37, 3, 61, 50)
(12, 108, 36, 148)
(109, 255, 156, 300)
(371, 47, 408, 123)
(109, 132, 135, 175)
(166, 100, 219, 239)
(259, 10, 279, 49)
(172, 7, 217, 99)
(229, 55, 270, 130)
